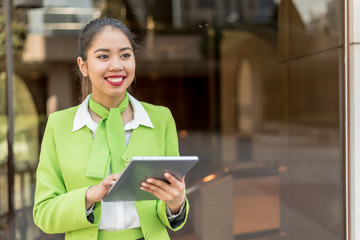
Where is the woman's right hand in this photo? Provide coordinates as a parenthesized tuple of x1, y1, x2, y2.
(85, 173, 120, 210)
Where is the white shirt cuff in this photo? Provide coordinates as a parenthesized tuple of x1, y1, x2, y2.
(86, 203, 95, 216)
(166, 201, 186, 220)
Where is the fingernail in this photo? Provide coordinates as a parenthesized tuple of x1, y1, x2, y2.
(164, 173, 170, 177)
(146, 179, 152, 183)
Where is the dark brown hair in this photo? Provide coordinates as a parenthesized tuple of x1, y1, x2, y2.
(77, 17, 138, 101)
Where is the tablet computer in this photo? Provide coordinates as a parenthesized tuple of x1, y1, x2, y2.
(103, 156, 199, 202)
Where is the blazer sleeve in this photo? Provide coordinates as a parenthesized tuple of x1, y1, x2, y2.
(156, 108, 190, 231)
(33, 114, 101, 234)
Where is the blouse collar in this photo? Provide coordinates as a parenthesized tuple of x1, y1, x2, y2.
(72, 93, 154, 133)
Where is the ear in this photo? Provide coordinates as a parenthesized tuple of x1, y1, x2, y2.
(77, 56, 88, 77)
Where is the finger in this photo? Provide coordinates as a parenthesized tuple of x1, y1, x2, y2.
(140, 182, 168, 199)
(163, 173, 185, 190)
(163, 172, 179, 185)
(180, 176, 185, 183)
(140, 181, 177, 201)
(101, 180, 114, 188)
(109, 173, 121, 181)
(102, 175, 118, 187)
(146, 178, 171, 191)
(147, 177, 184, 195)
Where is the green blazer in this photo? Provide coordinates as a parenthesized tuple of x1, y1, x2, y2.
(33, 102, 189, 240)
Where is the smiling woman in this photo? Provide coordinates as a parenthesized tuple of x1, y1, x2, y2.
(77, 27, 136, 107)
(76, 19, 138, 104)
(33, 18, 189, 240)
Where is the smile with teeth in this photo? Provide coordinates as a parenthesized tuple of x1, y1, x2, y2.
(106, 77, 123, 83)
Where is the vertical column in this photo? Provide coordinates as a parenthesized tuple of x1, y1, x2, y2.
(348, 0, 360, 239)
(172, 0, 181, 28)
(214, 0, 224, 24)
(47, 64, 74, 114)
(4, 0, 15, 237)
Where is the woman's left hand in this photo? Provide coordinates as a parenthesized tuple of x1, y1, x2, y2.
(140, 172, 185, 214)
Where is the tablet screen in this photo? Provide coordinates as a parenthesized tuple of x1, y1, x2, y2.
(103, 156, 199, 202)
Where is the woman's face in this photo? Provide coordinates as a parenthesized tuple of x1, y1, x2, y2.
(77, 26, 135, 105)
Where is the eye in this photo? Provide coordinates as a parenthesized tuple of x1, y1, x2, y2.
(98, 55, 109, 59)
(122, 53, 132, 58)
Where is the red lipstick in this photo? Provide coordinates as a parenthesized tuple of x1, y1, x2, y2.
(105, 75, 125, 86)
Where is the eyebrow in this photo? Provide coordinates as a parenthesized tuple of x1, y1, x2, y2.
(93, 47, 133, 54)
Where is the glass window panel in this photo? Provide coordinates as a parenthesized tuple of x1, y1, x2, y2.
(3, 0, 345, 239)
(282, 0, 341, 58)
(286, 49, 343, 239)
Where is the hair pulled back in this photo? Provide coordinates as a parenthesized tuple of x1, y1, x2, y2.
(77, 17, 137, 101)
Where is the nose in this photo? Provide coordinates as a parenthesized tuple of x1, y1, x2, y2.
(109, 57, 123, 71)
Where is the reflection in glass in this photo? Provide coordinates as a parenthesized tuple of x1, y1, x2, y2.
(0, 73, 39, 171)
(292, 0, 339, 35)
(27, 0, 104, 35)
(0, 72, 39, 238)
(280, 0, 340, 58)
(0, 0, 345, 239)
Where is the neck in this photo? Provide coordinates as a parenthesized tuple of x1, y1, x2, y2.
(91, 93, 126, 110)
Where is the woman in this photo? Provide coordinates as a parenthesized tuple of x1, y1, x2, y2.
(33, 18, 188, 240)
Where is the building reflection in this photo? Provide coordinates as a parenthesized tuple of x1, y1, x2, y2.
(0, 0, 344, 239)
